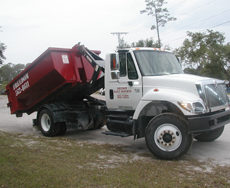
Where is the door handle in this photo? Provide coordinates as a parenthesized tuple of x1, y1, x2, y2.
(128, 81, 133, 87)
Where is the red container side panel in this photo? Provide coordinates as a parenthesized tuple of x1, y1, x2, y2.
(6, 45, 101, 115)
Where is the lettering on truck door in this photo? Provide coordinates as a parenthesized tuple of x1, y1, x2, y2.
(110, 51, 142, 110)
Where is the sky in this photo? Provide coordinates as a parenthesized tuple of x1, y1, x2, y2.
(0, 0, 230, 64)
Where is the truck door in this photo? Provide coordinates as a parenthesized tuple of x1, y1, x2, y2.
(106, 51, 142, 110)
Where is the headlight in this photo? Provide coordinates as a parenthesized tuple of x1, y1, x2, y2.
(178, 101, 206, 114)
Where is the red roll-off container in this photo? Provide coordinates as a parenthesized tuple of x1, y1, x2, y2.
(6, 45, 103, 116)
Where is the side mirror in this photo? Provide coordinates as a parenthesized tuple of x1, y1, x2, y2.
(110, 54, 119, 70)
(111, 70, 120, 79)
(110, 53, 120, 79)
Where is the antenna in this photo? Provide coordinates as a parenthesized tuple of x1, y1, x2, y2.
(111, 32, 128, 48)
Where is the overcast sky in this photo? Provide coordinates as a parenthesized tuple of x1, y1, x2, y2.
(1, 0, 230, 64)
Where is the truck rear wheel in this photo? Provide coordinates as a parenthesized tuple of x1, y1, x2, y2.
(195, 126, 224, 142)
(38, 109, 60, 137)
(145, 113, 192, 160)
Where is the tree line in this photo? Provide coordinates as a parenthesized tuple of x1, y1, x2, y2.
(175, 30, 230, 80)
(0, 63, 26, 94)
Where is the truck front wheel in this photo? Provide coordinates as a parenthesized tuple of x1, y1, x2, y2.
(195, 126, 224, 142)
(38, 109, 60, 137)
(145, 113, 192, 160)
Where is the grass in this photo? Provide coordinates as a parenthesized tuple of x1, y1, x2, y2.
(0, 131, 229, 188)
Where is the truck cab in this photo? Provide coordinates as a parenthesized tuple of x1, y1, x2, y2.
(104, 47, 230, 159)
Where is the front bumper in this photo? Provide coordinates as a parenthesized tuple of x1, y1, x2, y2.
(187, 109, 230, 134)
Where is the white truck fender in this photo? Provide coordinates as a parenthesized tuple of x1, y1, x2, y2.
(133, 88, 202, 119)
(133, 100, 151, 120)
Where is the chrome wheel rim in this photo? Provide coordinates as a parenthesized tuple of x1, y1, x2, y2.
(41, 113, 51, 132)
(154, 123, 182, 151)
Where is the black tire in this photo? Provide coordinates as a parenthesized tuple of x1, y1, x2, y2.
(145, 113, 193, 160)
(56, 123, 67, 136)
(38, 109, 60, 137)
(92, 118, 104, 130)
(92, 113, 105, 130)
(195, 126, 225, 142)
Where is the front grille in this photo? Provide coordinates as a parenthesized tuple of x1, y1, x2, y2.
(204, 84, 228, 109)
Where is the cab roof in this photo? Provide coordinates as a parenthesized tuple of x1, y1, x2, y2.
(117, 47, 171, 53)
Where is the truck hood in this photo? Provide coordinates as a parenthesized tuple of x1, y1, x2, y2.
(141, 73, 227, 116)
(142, 73, 223, 97)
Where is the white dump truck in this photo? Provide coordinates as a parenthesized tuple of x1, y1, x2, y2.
(6, 45, 230, 159)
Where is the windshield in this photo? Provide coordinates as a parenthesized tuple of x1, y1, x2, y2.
(134, 50, 183, 76)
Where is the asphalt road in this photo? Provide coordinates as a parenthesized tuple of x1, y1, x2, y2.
(1, 95, 230, 165)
